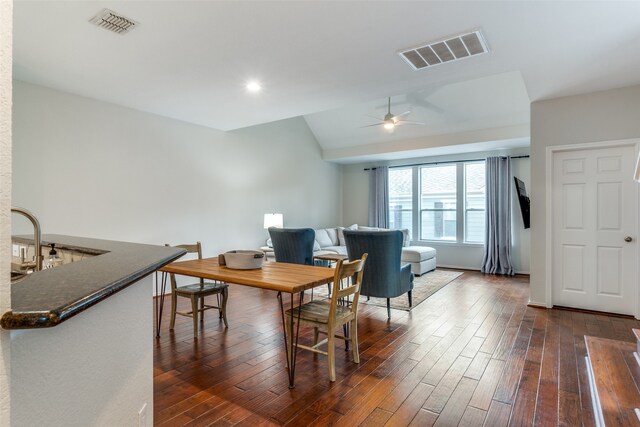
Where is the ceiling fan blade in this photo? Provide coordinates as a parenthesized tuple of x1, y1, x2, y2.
(396, 120, 426, 126)
(360, 123, 384, 128)
(366, 114, 384, 121)
(392, 111, 412, 120)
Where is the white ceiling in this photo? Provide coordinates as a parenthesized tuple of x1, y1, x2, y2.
(305, 71, 530, 149)
(12, 1, 640, 161)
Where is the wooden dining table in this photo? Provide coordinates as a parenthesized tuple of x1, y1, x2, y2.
(156, 258, 335, 388)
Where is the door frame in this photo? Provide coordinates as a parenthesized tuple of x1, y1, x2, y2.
(545, 138, 640, 317)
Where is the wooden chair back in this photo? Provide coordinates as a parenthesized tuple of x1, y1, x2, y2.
(166, 242, 204, 289)
(328, 253, 367, 321)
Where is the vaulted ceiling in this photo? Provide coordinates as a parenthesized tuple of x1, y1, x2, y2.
(13, 1, 640, 162)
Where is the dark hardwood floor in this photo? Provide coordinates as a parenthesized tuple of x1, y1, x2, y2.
(154, 271, 640, 426)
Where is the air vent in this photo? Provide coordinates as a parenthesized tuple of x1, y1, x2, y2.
(399, 30, 488, 70)
(89, 9, 137, 34)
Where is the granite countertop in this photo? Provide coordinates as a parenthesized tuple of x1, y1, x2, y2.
(1, 234, 186, 330)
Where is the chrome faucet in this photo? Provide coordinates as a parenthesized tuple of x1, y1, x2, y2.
(11, 207, 42, 271)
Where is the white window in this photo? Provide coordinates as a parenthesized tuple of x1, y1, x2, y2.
(420, 165, 457, 241)
(464, 162, 486, 243)
(388, 168, 413, 238)
(387, 161, 486, 244)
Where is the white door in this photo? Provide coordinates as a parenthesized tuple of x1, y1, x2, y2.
(552, 144, 638, 315)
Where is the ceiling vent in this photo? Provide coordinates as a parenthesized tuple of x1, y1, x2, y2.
(399, 30, 488, 70)
(89, 9, 137, 34)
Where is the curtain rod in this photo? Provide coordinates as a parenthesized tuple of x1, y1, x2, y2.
(363, 155, 530, 171)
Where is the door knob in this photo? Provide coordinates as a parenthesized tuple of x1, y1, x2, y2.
(625, 236, 633, 242)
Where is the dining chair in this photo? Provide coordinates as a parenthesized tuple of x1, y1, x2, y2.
(269, 227, 330, 297)
(166, 242, 229, 338)
(284, 254, 367, 382)
(343, 229, 414, 319)
(268, 227, 315, 265)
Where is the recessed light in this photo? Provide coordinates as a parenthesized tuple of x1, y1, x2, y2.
(246, 81, 262, 93)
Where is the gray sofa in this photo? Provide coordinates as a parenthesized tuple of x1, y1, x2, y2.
(260, 224, 437, 276)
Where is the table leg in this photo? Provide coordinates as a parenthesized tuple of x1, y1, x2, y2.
(277, 291, 304, 389)
(155, 271, 168, 338)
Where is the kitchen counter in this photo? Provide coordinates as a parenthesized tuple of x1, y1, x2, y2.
(1, 234, 185, 329)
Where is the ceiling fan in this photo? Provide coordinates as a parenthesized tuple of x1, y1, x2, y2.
(363, 97, 425, 131)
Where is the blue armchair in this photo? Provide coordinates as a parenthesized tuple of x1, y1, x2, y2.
(268, 227, 315, 266)
(343, 229, 414, 319)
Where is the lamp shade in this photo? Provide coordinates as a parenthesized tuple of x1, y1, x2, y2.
(264, 213, 283, 229)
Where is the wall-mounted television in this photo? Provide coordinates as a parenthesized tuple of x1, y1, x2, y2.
(513, 176, 530, 229)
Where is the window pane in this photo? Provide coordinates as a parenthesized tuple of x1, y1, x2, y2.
(465, 210, 485, 242)
(465, 162, 486, 242)
(388, 168, 413, 237)
(420, 165, 457, 240)
(421, 210, 457, 240)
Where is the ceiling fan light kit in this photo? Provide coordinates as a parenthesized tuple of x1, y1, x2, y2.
(364, 96, 425, 131)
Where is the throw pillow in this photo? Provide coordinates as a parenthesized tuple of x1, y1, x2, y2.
(313, 240, 321, 251)
(314, 229, 334, 248)
(401, 228, 410, 246)
(338, 224, 358, 246)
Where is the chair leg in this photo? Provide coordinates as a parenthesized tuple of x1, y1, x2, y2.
(327, 328, 336, 382)
(169, 291, 177, 330)
(200, 296, 205, 323)
(217, 293, 222, 319)
(386, 298, 391, 319)
(313, 327, 319, 345)
(408, 290, 412, 307)
(190, 295, 199, 339)
(351, 319, 359, 364)
(343, 324, 349, 351)
(220, 288, 229, 328)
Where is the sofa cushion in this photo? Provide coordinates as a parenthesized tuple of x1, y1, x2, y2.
(337, 224, 358, 246)
(322, 245, 348, 256)
(314, 228, 334, 248)
(313, 240, 321, 251)
(325, 228, 339, 246)
(401, 246, 436, 262)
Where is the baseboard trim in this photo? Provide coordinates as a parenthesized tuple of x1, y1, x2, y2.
(436, 264, 529, 276)
(527, 300, 549, 308)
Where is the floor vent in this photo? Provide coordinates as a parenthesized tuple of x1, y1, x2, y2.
(89, 8, 137, 35)
(399, 30, 488, 70)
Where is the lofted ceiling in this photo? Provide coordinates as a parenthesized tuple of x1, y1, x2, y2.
(12, 1, 640, 162)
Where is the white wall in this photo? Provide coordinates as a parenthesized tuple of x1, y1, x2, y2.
(342, 149, 531, 273)
(530, 84, 640, 306)
(9, 81, 343, 425)
(0, 1, 12, 425)
(12, 81, 343, 256)
(10, 277, 153, 426)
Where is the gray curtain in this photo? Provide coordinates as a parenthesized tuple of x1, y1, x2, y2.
(368, 166, 389, 228)
(481, 157, 514, 275)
